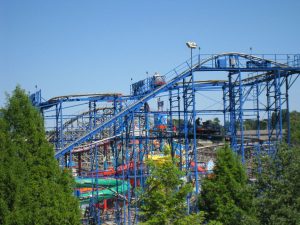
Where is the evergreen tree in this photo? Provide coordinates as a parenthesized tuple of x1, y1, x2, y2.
(289, 111, 300, 145)
(0, 86, 80, 225)
(254, 144, 300, 225)
(139, 145, 205, 225)
(199, 145, 257, 225)
(213, 117, 220, 126)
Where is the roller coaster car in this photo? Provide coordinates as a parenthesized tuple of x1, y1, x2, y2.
(152, 73, 166, 87)
(176, 120, 221, 138)
(131, 73, 166, 96)
(196, 121, 221, 135)
(246, 60, 271, 68)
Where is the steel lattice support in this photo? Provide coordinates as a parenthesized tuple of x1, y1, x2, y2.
(32, 52, 300, 225)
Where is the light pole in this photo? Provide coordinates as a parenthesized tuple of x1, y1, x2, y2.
(186, 41, 199, 199)
(186, 42, 197, 70)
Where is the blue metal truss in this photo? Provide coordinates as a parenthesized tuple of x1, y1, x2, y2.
(33, 52, 300, 225)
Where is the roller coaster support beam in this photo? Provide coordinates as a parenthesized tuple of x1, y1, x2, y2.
(276, 70, 283, 141)
(227, 70, 245, 162)
(177, 88, 183, 170)
(182, 76, 190, 214)
(255, 81, 261, 154)
(191, 51, 199, 195)
(228, 72, 237, 152)
(55, 100, 62, 152)
(168, 89, 175, 158)
(238, 71, 245, 163)
(266, 79, 271, 152)
(222, 85, 229, 136)
(286, 77, 291, 145)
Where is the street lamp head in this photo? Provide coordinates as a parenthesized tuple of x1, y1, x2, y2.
(186, 41, 197, 49)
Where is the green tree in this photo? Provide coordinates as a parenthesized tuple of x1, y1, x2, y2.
(199, 145, 258, 225)
(254, 144, 300, 225)
(269, 110, 300, 145)
(289, 111, 300, 145)
(213, 117, 220, 126)
(0, 86, 80, 225)
(139, 145, 205, 225)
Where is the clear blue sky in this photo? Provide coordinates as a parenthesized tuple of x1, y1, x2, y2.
(1, 0, 300, 109)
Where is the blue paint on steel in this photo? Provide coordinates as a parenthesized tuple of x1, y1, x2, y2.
(33, 52, 300, 225)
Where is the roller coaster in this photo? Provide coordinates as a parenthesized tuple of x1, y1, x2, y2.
(31, 52, 300, 224)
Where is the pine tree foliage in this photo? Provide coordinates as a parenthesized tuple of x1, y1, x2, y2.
(199, 145, 258, 225)
(289, 111, 300, 146)
(254, 144, 300, 225)
(0, 86, 80, 225)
